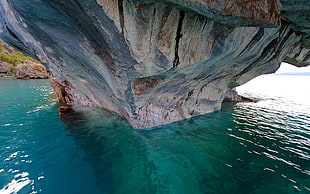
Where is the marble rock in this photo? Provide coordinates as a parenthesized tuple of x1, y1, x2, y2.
(0, 0, 309, 128)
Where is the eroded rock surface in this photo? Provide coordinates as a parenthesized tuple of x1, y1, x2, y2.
(0, 0, 309, 128)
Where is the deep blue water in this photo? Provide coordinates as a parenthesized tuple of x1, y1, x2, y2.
(0, 77, 309, 194)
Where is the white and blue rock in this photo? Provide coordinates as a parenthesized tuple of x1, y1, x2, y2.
(0, 0, 309, 128)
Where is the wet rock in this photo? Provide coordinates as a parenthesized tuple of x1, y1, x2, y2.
(57, 103, 87, 124)
(50, 79, 74, 104)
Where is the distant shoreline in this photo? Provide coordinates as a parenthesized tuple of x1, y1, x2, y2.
(272, 72, 310, 76)
(0, 73, 15, 78)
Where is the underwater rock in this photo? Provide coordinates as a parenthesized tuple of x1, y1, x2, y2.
(0, 0, 309, 128)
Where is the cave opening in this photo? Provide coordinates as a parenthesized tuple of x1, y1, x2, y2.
(237, 62, 310, 105)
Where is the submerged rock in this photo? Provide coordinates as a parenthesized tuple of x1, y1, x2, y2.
(0, 0, 309, 128)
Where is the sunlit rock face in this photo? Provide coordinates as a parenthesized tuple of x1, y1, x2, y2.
(0, 0, 309, 128)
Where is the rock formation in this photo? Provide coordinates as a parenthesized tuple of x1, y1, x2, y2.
(0, 60, 14, 74)
(0, 0, 309, 128)
(224, 88, 258, 103)
(15, 60, 49, 79)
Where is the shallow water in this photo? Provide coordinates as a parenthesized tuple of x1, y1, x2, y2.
(0, 76, 309, 193)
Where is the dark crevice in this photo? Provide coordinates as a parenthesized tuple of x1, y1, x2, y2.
(260, 38, 278, 59)
(6, 26, 19, 40)
(170, 11, 185, 71)
(304, 53, 310, 62)
(293, 46, 302, 59)
(6, 26, 30, 50)
(236, 28, 265, 58)
(118, 0, 124, 34)
(185, 90, 194, 101)
(188, 90, 194, 97)
(202, 18, 208, 32)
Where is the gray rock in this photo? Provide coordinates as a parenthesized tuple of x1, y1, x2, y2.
(0, 0, 309, 128)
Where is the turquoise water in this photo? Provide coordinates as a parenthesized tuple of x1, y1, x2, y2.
(0, 76, 309, 193)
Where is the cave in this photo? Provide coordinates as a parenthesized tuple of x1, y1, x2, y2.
(0, 0, 309, 128)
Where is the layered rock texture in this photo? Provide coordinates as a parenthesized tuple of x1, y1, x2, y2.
(0, 0, 309, 128)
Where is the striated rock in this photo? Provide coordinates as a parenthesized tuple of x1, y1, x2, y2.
(15, 60, 49, 79)
(0, 0, 309, 128)
(0, 60, 14, 73)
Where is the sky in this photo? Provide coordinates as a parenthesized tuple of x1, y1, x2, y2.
(276, 62, 310, 74)
(238, 62, 310, 104)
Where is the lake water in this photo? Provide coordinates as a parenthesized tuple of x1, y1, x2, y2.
(0, 76, 309, 193)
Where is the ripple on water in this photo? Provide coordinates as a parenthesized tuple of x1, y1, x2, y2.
(1, 77, 310, 193)
(0, 175, 32, 194)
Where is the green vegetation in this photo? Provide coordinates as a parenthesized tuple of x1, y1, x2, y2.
(33, 65, 45, 72)
(0, 40, 37, 66)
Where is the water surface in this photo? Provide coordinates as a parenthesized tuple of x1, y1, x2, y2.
(0, 76, 309, 193)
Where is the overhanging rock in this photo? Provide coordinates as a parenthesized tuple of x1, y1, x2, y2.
(0, 0, 309, 128)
